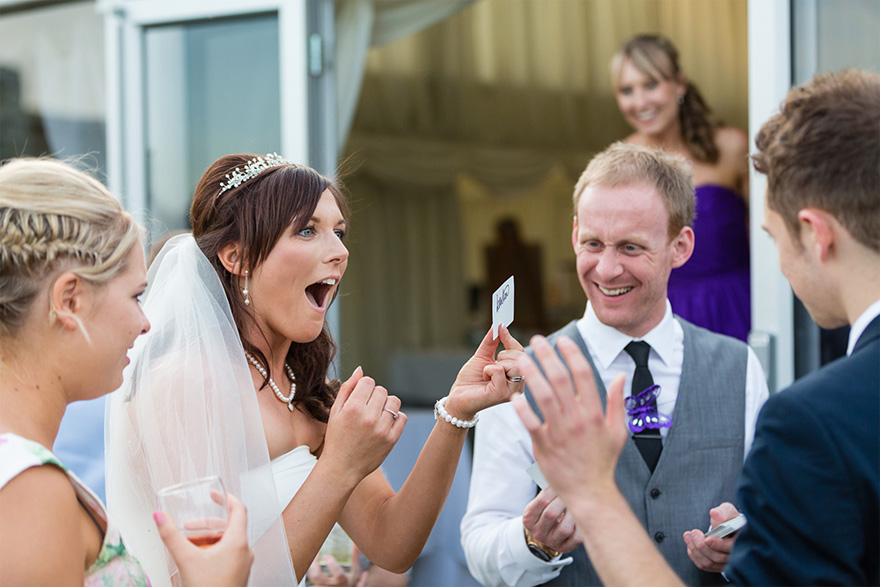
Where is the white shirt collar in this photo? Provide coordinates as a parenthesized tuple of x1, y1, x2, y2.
(847, 298, 880, 355)
(579, 300, 677, 370)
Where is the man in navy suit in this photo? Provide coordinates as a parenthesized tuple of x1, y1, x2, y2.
(513, 68, 880, 586)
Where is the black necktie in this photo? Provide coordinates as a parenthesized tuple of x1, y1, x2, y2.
(624, 341, 662, 472)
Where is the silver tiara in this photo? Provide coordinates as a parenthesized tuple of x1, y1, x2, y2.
(217, 153, 292, 196)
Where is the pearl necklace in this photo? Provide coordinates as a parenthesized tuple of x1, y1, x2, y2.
(245, 352, 296, 411)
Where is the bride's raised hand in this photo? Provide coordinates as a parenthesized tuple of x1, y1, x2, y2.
(322, 367, 406, 484)
(445, 325, 526, 420)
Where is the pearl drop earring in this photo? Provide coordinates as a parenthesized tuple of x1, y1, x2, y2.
(243, 270, 250, 305)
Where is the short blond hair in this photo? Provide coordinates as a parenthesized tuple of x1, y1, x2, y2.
(573, 142, 695, 239)
(0, 158, 141, 337)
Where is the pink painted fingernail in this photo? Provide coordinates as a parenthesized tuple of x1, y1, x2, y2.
(153, 512, 165, 525)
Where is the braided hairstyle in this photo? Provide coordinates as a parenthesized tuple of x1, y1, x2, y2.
(190, 154, 349, 423)
(611, 34, 720, 164)
(0, 158, 141, 339)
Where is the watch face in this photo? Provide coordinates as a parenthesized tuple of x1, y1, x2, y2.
(528, 543, 553, 562)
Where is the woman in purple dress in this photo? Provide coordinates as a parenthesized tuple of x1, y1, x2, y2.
(611, 34, 751, 342)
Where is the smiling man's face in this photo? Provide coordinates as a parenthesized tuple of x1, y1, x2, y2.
(572, 181, 693, 338)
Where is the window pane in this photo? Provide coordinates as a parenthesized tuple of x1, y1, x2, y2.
(0, 2, 105, 175)
(144, 13, 281, 236)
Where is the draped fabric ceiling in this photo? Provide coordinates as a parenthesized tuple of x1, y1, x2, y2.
(336, 0, 748, 388)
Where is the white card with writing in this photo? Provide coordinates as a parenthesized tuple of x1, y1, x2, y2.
(492, 276, 515, 340)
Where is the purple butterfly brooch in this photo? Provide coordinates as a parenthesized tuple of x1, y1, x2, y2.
(625, 384, 673, 434)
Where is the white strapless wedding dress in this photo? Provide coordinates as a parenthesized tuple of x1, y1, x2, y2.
(272, 445, 318, 511)
(271, 445, 318, 587)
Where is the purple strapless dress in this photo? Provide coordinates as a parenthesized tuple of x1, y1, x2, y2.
(668, 184, 751, 342)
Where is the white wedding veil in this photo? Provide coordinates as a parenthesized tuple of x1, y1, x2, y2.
(106, 234, 297, 586)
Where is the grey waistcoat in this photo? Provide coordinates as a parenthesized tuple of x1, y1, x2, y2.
(530, 319, 747, 586)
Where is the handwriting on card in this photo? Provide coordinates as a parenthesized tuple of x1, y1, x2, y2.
(495, 284, 510, 312)
(492, 276, 515, 340)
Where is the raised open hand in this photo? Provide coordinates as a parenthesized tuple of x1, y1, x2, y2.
(513, 335, 628, 503)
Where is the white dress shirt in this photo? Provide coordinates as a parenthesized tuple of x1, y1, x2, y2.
(847, 298, 880, 356)
(460, 301, 770, 587)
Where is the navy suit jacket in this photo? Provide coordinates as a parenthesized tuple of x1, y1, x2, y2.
(728, 315, 880, 585)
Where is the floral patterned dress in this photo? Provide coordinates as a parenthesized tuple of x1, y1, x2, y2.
(0, 433, 151, 586)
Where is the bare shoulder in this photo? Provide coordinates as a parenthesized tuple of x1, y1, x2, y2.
(0, 465, 88, 584)
(715, 126, 749, 158)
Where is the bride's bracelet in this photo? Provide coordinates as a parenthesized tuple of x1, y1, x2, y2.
(434, 396, 479, 428)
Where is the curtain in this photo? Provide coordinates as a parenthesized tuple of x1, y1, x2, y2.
(336, 0, 476, 151)
(339, 173, 469, 390)
(337, 0, 749, 388)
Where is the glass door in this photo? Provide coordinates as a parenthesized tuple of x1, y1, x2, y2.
(748, 0, 879, 391)
(103, 0, 342, 357)
(103, 0, 311, 242)
(143, 13, 282, 235)
(790, 0, 880, 377)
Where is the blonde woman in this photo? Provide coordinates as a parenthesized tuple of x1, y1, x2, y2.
(0, 158, 253, 586)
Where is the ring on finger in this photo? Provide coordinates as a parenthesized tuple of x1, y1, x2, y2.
(383, 408, 399, 420)
(506, 375, 524, 383)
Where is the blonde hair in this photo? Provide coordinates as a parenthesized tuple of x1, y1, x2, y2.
(0, 158, 141, 338)
(573, 142, 695, 239)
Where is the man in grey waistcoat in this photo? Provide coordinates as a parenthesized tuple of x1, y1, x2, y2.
(461, 142, 769, 586)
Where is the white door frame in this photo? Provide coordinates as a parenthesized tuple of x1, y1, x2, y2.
(100, 0, 308, 223)
(747, 0, 793, 393)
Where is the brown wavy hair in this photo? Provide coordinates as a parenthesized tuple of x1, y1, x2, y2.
(190, 154, 350, 422)
(753, 69, 880, 252)
(611, 33, 720, 164)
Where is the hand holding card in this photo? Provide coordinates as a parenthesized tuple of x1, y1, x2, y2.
(445, 280, 526, 420)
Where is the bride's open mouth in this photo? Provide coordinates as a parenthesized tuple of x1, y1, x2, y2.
(305, 278, 337, 309)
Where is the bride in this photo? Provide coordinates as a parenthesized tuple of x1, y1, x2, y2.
(107, 153, 524, 586)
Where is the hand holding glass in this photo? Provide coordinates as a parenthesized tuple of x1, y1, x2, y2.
(157, 476, 228, 548)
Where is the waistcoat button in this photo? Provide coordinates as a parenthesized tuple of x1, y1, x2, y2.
(654, 532, 665, 543)
(650, 488, 661, 499)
